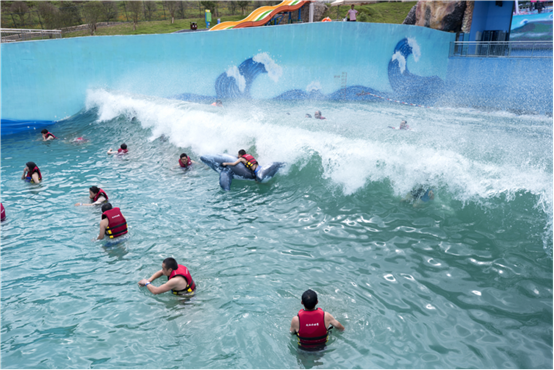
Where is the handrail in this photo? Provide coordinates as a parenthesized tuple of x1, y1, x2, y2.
(1, 28, 62, 43)
(449, 41, 552, 58)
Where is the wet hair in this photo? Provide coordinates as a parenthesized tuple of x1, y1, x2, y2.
(26, 161, 37, 170)
(301, 289, 318, 310)
(180, 153, 188, 159)
(120, 143, 127, 150)
(238, 149, 247, 156)
(101, 203, 113, 213)
(163, 257, 178, 271)
(89, 186, 99, 194)
(401, 120, 407, 124)
(315, 111, 321, 116)
(41, 129, 48, 134)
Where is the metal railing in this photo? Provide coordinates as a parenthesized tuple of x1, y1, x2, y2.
(449, 41, 553, 58)
(1, 28, 62, 43)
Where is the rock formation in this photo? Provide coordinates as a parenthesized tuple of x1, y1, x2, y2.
(403, 1, 467, 33)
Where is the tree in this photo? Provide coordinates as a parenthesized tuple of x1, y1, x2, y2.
(101, 1, 119, 22)
(10, 2, 29, 27)
(127, 1, 141, 31)
(38, 2, 62, 31)
(228, 1, 238, 15)
(82, 1, 103, 35)
(59, 2, 82, 27)
(177, 1, 188, 19)
(143, 1, 157, 21)
(163, 1, 178, 24)
(237, 1, 249, 16)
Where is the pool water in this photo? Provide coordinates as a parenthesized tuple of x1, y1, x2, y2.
(1, 89, 552, 368)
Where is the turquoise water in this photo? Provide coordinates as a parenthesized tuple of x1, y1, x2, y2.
(1, 90, 552, 368)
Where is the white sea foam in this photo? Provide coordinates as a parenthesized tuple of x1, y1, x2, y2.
(407, 37, 421, 62)
(253, 52, 282, 82)
(85, 89, 553, 225)
(392, 51, 406, 74)
(226, 66, 246, 92)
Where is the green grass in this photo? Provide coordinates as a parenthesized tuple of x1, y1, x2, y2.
(62, 15, 246, 38)
(324, 1, 416, 24)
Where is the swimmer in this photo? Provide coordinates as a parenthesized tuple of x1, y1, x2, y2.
(107, 143, 128, 155)
(305, 113, 312, 118)
(389, 120, 410, 130)
(314, 111, 326, 120)
(178, 153, 195, 169)
(73, 137, 88, 143)
(1, 203, 6, 221)
(75, 186, 109, 207)
(41, 129, 56, 141)
(403, 187, 434, 207)
(95, 202, 128, 240)
(138, 257, 196, 296)
(222, 149, 261, 181)
(21, 161, 42, 183)
(211, 99, 223, 107)
(290, 289, 344, 351)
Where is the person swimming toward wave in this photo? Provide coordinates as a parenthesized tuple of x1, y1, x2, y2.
(389, 120, 410, 130)
(107, 143, 128, 155)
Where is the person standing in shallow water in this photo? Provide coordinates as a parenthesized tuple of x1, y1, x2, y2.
(95, 203, 128, 240)
(21, 162, 42, 183)
(138, 257, 196, 296)
(290, 289, 344, 350)
(75, 186, 108, 207)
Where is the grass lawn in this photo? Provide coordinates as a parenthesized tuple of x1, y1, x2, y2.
(62, 15, 246, 38)
(324, 1, 416, 23)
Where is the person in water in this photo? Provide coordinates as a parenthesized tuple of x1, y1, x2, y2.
(178, 153, 195, 169)
(1, 203, 6, 222)
(107, 143, 128, 155)
(404, 187, 434, 206)
(95, 203, 128, 240)
(389, 120, 410, 130)
(211, 99, 223, 107)
(21, 162, 42, 183)
(314, 111, 326, 120)
(138, 257, 196, 296)
(305, 113, 312, 118)
(290, 289, 344, 351)
(222, 149, 261, 180)
(41, 129, 56, 141)
(75, 186, 108, 207)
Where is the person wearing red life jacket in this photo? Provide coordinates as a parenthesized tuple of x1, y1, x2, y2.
(21, 162, 42, 183)
(107, 143, 128, 155)
(138, 257, 196, 296)
(95, 203, 128, 240)
(314, 111, 326, 120)
(290, 289, 344, 350)
(1, 203, 6, 222)
(222, 149, 262, 180)
(75, 186, 109, 207)
(178, 153, 195, 169)
(41, 129, 56, 141)
(389, 119, 410, 130)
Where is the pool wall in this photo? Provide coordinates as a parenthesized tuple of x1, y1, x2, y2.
(1, 22, 551, 134)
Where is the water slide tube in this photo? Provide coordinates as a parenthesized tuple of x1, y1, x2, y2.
(209, 0, 310, 31)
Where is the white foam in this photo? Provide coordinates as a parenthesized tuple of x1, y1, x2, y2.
(392, 51, 406, 74)
(252, 52, 282, 83)
(306, 81, 322, 92)
(407, 37, 421, 62)
(226, 66, 246, 92)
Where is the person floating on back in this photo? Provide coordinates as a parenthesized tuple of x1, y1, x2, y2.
(290, 289, 344, 351)
(138, 257, 196, 296)
(95, 203, 128, 240)
(41, 129, 56, 141)
(178, 153, 195, 169)
(107, 143, 128, 155)
(75, 186, 109, 207)
(222, 149, 261, 181)
(21, 162, 42, 183)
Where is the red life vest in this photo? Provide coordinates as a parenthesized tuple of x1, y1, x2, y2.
(240, 154, 258, 170)
(102, 208, 128, 239)
(93, 188, 108, 203)
(46, 132, 56, 139)
(1, 203, 5, 221)
(118, 148, 128, 154)
(179, 157, 192, 168)
(27, 166, 42, 182)
(297, 308, 328, 349)
(168, 264, 196, 294)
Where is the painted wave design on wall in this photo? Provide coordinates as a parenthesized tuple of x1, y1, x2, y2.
(172, 38, 445, 106)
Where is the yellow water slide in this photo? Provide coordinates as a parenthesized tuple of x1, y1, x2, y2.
(209, 0, 310, 31)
